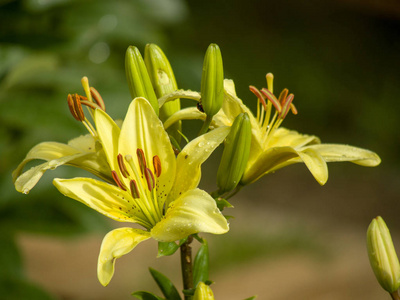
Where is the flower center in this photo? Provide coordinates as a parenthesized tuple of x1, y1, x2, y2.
(110, 148, 164, 229)
(249, 73, 298, 145)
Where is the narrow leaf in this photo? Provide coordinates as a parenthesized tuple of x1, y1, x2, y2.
(132, 291, 164, 300)
(157, 238, 187, 257)
(193, 239, 209, 288)
(149, 268, 181, 300)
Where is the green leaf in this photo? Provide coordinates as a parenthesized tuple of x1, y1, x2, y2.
(157, 238, 187, 257)
(243, 296, 257, 300)
(0, 232, 22, 279)
(193, 239, 209, 288)
(215, 198, 233, 211)
(132, 291, 164, 300)
(149, 268, 181, 300)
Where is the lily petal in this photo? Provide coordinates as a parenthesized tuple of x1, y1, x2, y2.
(151, 188, 229, 242)
(267, 128, 320, 148)
(53, 178, 150, 227)
(98, 227, 150, 286)
(242, 146, 328, 185)
(13, 136, 112, 193)
(118, 97, 176, 204)
(164, 107, 206, 130)
(304, 144, 381, 166)
(94, 108, 121, 171)
(166, 126, 230, 207)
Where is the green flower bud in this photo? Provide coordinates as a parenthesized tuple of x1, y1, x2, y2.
(367, 216, 400, 293)
(217, 112, 251, 194)
(193, 282, 214, 300)
(125, 46, 159, 115)
(200, 43, 224, 117)
(144, 44, 181, 143)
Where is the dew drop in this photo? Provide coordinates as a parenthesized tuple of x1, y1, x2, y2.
(23, 189, 29, 195)
(198, 141, 204, 147)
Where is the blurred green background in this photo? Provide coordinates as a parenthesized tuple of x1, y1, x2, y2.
(1, 0, 400, 299)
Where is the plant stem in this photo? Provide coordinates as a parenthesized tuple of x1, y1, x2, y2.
(198, 115, 212, 136)
(391, 291, 400, 300)
(180, 235, 194, 299)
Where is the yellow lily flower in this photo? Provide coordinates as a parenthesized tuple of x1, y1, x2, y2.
(163, 74, 381, 186)
(13, 77, 113, 194)
(53, 97, 230, 286)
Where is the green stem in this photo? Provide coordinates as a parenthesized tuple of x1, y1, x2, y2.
(180, 235, 194, 299)
(198, 115, 213, 136)
(391, 291, 400, 300)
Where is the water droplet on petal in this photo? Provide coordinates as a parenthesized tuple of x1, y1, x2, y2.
(23, 189, 29, 195)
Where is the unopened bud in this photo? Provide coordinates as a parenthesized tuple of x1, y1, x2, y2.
(367, 216, 400, 293)
(144, 44, 181, 142)
(217, 113, 251, 194)
(200, 43, 224, 118)
(125, 46, 159, 115)
(193, 282, 214, 300)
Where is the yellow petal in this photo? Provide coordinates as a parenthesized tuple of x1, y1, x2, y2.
(151, 188, 229, 242)
(53, 178, 150, 227)
(267, 128, 320, 148)
(98, 228, 150, 286)
(164, 107, 206, 130)
(242, 146, 328, 185)
(118, 97, 176, 204)
(94, 108, 121, 171)
(166, 126, 230, 207)
(304, 144, 381, 166)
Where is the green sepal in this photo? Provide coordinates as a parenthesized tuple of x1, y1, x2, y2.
(215, 198, 233, 212)
(217, 112, 251, 194)
(149, 268, 181, 300)
(132, 291, 164, 300)
(200, 43, 224, 117)
(193, 239, 209, 288)
(125, 46, 159, 115)
(144, 43, 181, 143)
(157, 238, 187, 257)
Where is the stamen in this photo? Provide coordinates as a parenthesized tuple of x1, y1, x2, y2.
(73, 94, 85, 121)
(153, 155, 162, 177)
(111, 170, 127, 191)
(137, 149, 147, 175)
(281, 94, 295, 119)
(144, 167, 155, 191)
(90, 87, 106, 111)
(290, 103, 298, 115)
(261, 88, 282, 113)
(249, 86, 267, 109)
(278, 89, 288, 104)
(130, 180, 140, 199)
(67, 94, 82, 121)
(80, 100, 101, 110)
(118, 154, 130, 178)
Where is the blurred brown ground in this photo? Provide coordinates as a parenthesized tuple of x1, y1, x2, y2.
(17, 164, 400, 300)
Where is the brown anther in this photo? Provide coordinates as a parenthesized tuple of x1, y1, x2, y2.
(144, 167, 155, 191)
(249, 86, 267, 110)
(290, 103, 298, 115)
(90, 87, 106, 111)
(73, 94, 85, 121)
(261, 88, 282, 113)
(111, 170, 127, 191)
(278, 89, 288, 104)
(130, 180, 140, 199)
(67, 94, 81, 121)
(117, 154, 130, 178)
(153, 156, 162, 177)
(281, 94, 295, 119)
(80, 100, 100, 110)
(136, 149, 147, 175)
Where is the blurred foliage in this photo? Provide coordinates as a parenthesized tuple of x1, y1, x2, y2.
(1, 0, 399, 298)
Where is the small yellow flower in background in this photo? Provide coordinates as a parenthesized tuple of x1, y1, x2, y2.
(53, 97, 229, 286)
(215, 74, 381, 185)
(13, 77, 112, 194)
